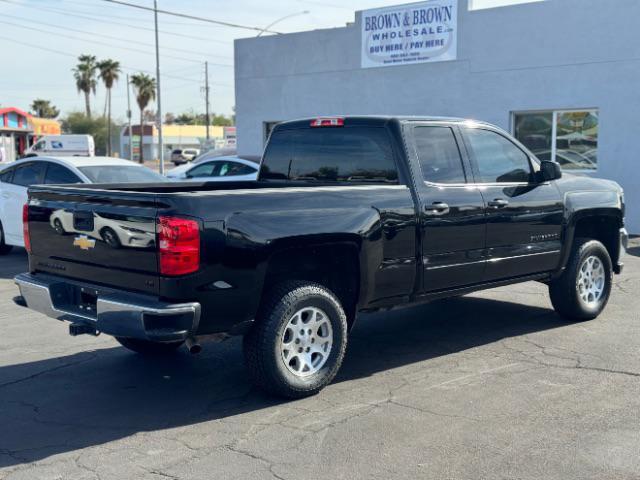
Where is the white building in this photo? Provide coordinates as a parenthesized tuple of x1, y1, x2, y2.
(234, 0, 640, 232)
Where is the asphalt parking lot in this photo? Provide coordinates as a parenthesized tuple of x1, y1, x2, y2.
(1, 241, 639, 480)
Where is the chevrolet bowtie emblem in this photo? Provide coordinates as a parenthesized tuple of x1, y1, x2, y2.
(73, 235, 96, 250)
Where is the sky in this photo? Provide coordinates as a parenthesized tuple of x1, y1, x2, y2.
(0, 0, 533, 123)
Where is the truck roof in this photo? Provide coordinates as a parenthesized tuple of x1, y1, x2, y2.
(16, 156, 147, 168)
(276, 115, 490, 130)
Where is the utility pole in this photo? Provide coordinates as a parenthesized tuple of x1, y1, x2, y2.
(126, 73, 133, 161)
(205, 61, 211, 141)
(154, 0, 165, 175)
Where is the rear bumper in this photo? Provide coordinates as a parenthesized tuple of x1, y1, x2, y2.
(14, 273, 200, 342)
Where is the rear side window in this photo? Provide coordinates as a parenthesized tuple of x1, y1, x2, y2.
(261, 127, 398, 183)
(188, 162, 219, 178)
(44, 163, 82, 184)
(12, 162, 46, 187)
(219, 161, 257, 177)
(414, 126, 466, 184)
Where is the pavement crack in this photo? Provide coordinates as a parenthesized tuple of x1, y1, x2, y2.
(0, 352, 98, 389)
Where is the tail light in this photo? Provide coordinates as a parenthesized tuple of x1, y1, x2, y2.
(23, 204, 31, 253)
(158, 216, 200, 276)
(310, 117, 344, 127)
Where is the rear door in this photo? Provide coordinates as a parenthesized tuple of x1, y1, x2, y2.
(28, 188, 161, 294)
(408, 123, 487, 292)
(460, 125, 564, 281)
(3, 161, 46, 245)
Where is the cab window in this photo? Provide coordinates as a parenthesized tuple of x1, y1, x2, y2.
(464, 128, 533, 183)
(12, 162, 46, 187)
(44, 163, 82, 184)
(414, 126, 467, 184)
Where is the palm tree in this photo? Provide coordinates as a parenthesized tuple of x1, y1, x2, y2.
(72, 54, 98, 118)
(129, 73, 156, 163)
(30, 99, 60, 118)
(97, 59, 121, 156)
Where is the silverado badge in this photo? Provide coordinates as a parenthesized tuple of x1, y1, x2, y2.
(73, 235, 96, 251)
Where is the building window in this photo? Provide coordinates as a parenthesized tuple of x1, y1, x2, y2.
(514, 109, 598, 171)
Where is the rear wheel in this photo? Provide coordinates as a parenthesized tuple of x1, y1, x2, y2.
(549, 238, 613, 321)
(243, 281, 348, 398)
(0, 222, 13, 255)
(116, 337, 184, 355)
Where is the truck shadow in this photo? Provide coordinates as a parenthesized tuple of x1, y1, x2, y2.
(0, 249, 27, 280)
(0, 295, 566, 468)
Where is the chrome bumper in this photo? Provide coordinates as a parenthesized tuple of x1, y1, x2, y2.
(14, 273, 200, 342)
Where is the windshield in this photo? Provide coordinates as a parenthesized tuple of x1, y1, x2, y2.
(78, 166, 168, 183)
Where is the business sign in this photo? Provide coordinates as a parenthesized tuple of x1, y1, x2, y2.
(361, 0, 458, 69)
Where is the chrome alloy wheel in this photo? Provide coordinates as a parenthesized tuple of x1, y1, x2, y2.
(279, 307, 333, 377)
(577, 255, 606, 308)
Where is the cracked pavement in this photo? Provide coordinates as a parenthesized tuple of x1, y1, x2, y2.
(1, 240, 640, 479)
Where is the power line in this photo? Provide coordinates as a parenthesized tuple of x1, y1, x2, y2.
(0, 0, 231, 45)
(30, 0, 230, 29)
(1, 12, 233, 60)
(0, 34, 231, 87)
(0, 20, 233, 67)
(100, 0, 282, 34)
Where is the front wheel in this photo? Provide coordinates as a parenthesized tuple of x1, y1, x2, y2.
(116, 337, 184, 355)
(549, 238, 613, 321)
(243, 281, 348, 398)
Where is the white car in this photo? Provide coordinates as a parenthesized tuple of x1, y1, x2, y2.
(166, 155, 259, 182)
(170, 148, 200, 165)
(49, 209, 156, 249)
(0, 156, 166, 253)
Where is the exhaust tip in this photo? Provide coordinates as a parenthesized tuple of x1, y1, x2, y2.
(185, 338, 202, 355)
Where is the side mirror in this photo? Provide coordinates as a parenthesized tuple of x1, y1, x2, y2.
(540, 160, 562, 182)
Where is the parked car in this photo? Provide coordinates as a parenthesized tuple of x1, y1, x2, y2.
(23, 135, 95, 158)
(0, 156, 166, 252)
(170, 148, 200, 165)
(14, 116, 627, 399)
(166, 155, 259, 182)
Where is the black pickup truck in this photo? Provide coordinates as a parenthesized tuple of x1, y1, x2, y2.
(15, 116, 628, 397)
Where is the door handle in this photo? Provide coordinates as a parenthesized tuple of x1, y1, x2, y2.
(1, 193, 10, 199)
(424, 202, 450, 215)
(488, 199, 509, 209)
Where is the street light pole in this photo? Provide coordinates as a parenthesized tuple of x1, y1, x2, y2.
(126, 73, 133, 161)
(154, 0, 165, 175)
(205, 61, 210, 141)
(256, 11, 309, 37)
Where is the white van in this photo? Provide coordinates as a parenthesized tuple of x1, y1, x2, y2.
(25, 135, 95, 157)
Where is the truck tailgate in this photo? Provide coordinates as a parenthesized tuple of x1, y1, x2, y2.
(27, 188, 161, 295)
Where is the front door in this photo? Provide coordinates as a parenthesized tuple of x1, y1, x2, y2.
(409, 124, 487, 292)
(2, 161, 46, 245)
(461, 125, 564, 282)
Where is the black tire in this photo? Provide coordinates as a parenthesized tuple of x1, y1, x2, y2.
(53, 218, 66, 235)
(549, 238, 613, 321)
(0, 222, 13, 255)
(101, 227, 121, 249)
(243, 281, 348, 398)
(116, 337, 184, 355)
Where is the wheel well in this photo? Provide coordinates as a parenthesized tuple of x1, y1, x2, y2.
(262, 243, 360, 330)
(573, 215, 621, 263)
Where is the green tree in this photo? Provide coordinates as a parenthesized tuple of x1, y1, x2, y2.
(72, 54, 98, 118)
(61, 112, 116, 156)
(97, 59, 121, 156)
(129, 73, 156, 163)
(30, 99, 60, 119)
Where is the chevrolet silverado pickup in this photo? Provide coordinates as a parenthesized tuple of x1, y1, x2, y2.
(14, 116, 628, 398)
